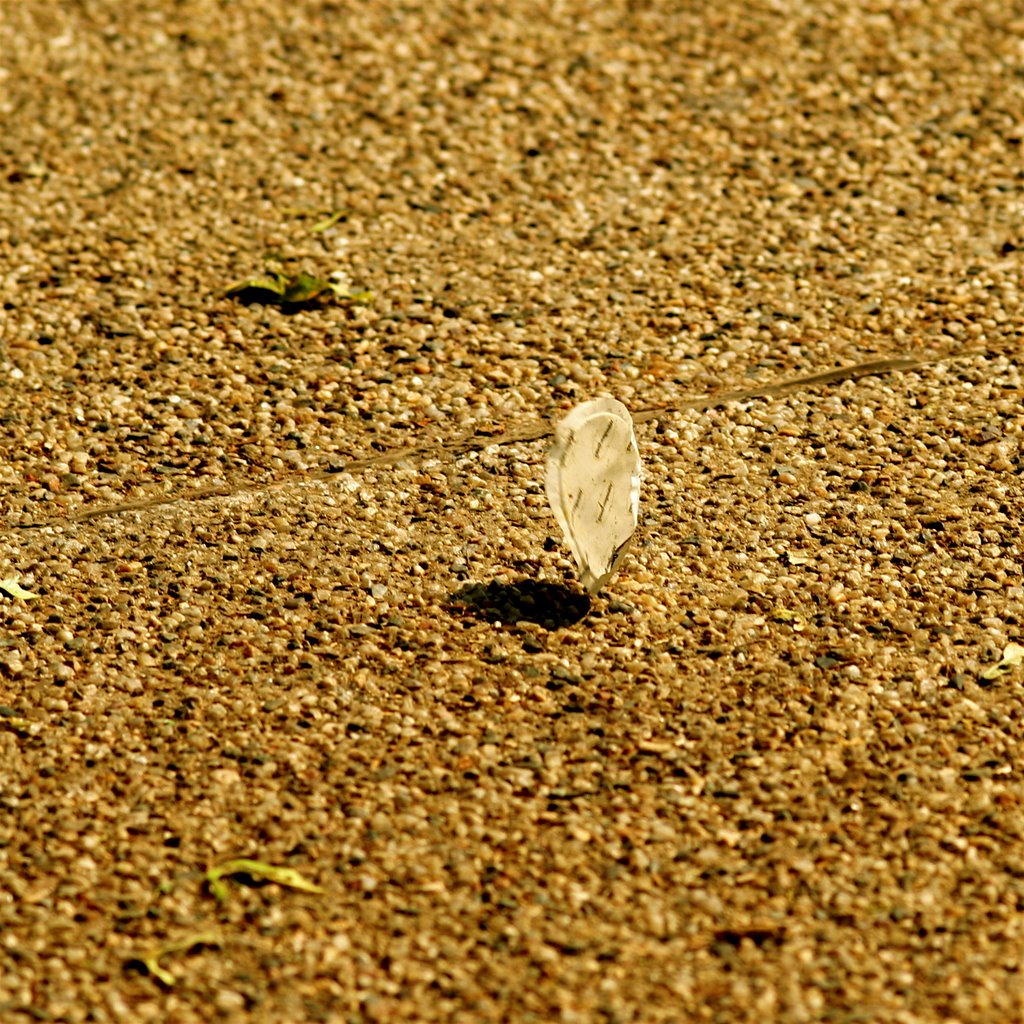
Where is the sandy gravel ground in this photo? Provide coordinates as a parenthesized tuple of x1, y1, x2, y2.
(3, 2, 1024, 1021)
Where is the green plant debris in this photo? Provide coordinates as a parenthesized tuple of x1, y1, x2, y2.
(280, 206, 348, 232)
(771, 608, 802, 622)
(222, 269, 371, 307)
(130, 931, 220, 987)
(0, 576, 36, 600)
(310, 210, 347, 233)
(280, 204, 348, 220)
(980, 642, 1024, 681)
(771, 607, 805, 630)
(205, 858, 324, 902)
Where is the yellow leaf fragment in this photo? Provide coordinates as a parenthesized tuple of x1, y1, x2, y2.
(332, 286, 373, 303)
(0, 576, 36, 600)
(205, 858, 323, 901)
(222, 271, 288, 298)
(980, 642, 1024, 681)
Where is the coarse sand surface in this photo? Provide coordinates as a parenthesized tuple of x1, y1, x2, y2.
(3, 2, 1024, 1021)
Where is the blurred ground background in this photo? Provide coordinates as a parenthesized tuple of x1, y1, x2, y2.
(2, 1, 1024, 1021)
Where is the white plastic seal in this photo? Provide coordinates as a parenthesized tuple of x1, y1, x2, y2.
(545, 397, 641, 594)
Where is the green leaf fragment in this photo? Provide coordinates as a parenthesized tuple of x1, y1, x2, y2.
(0, 576, 36, 600)
(771, 608, 801, 622)
(980, 642, 1024, 681)
(280, 271, 333, 303)
(222, 270, 370, 306)
(205, 858, 324, 901)
(279, 206, 349, 232)
(133, 931, 220, 987)
(310, 210, 346, 232)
